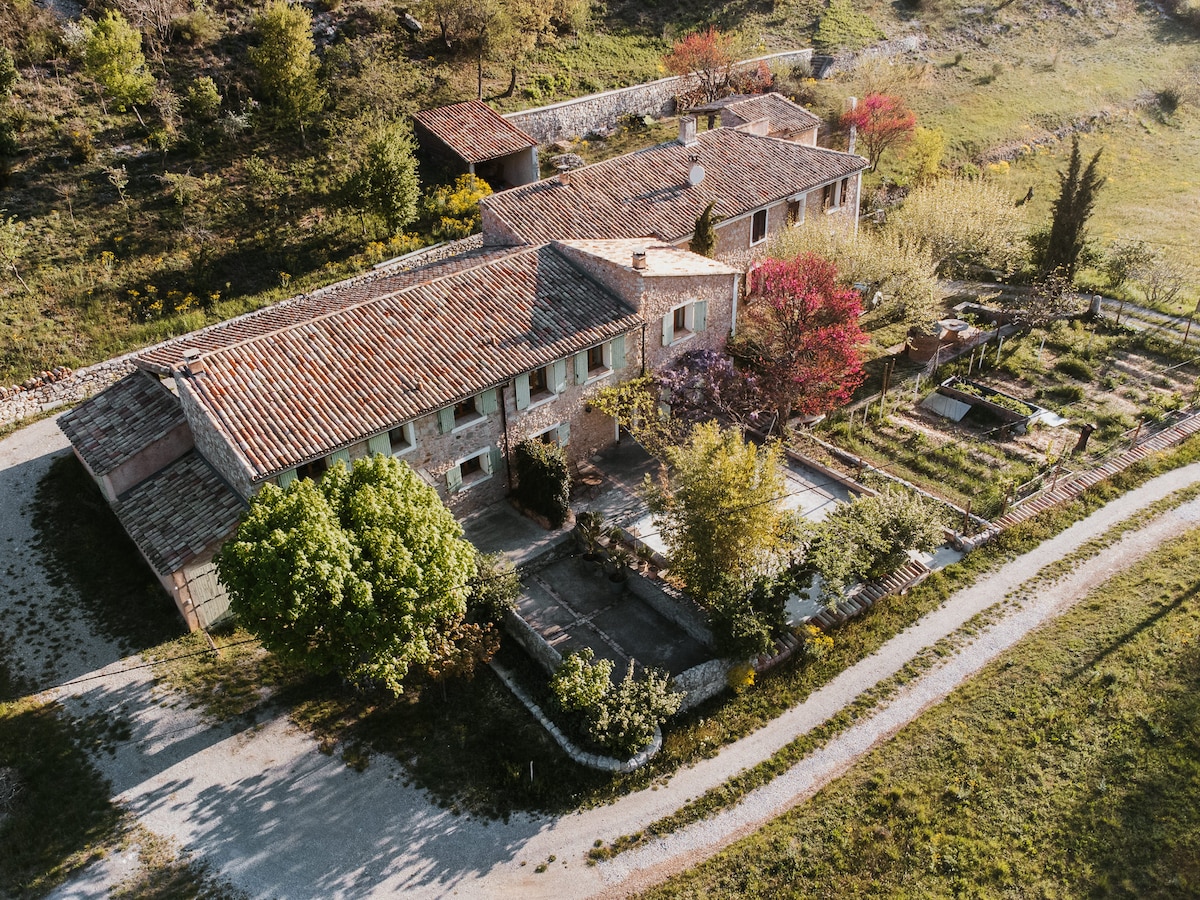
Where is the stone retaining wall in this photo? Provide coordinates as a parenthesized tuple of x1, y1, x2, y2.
(504, 49, 815, 144)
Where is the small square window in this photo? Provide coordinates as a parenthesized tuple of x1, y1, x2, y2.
(389, 424, 415, 455)
(460, 454, 483, 478)
(296, 457, 328, 482)
(587, 344, 606, 372)
(787, 198, 805, 226)
(673, 306, 688, 334)
(454, 395, 480, 425)
(529, 365, 551, 398)
(751, 208, 768, 244)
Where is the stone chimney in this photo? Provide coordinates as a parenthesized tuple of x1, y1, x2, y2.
(631, 246, 648, 270)
(182, 348, 206, 377)
(678, 115, 698, 146)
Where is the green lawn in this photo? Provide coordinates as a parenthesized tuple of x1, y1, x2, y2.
(641, 525, 1200, 898)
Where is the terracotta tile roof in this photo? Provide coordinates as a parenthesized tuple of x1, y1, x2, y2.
(723, 93, 821, 135)
(481, 127, 867, 245)
(60, 371, 187, 476)
(179, 244, 641, 480)
(414, 100, 537, 164)
(135, 245, 516, 375)
(113, 451, 245, 576)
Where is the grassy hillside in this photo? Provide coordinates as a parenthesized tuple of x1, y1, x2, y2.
(0, 0, 1196, 385)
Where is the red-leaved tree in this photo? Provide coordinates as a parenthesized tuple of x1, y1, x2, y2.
(841, 93, 917, 171)
(732, 254, 867, 430)
(663, 26, 736, 102)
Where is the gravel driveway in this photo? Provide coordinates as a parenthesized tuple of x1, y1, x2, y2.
(4, 416, 1198, 899)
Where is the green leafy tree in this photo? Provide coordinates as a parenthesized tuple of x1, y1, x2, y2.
(249, 0, 325, 138)
(889, 176, 1027, 278)
(809, 486, 942, 605)
(217, 455, 476, 696)
(646, 422, 792, 601)
(345, 121, 421, 235)
(79, 10, 156, 113)
(689, 201, 719, 257)
(1040, 136, 1104, 282)
(512, 437, 570, 527)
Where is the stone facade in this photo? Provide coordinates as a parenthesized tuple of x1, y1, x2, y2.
(177, 376, 257, 499)
(504, 50, 816, 144)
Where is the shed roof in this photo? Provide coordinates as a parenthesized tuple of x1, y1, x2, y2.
(481, 127, 866, 245)
(60, 371, 187, 476)
(722, 93, 822, 134)
(113, 451, 245, 576)
(414, 100, 537, 164)
(177, 243, 642, 479)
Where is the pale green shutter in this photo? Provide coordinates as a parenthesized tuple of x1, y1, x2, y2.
(662, 313, 673, 346)
(552, 359, 567, 393)
(368, 433, 390, 456)
(479, 388, 498, 414)
(515, 373, 531, 410)
(446, 464, 462, 492)
(329, 448, 351, 467)
(695, 300, 708, 332)
(278, 469, 297, 488)
(574, 352, 588, 384)
(558, 422, 571, 446)
(437, 407, 455, 433)
(488, 446, 503, 474)
(611, 335, 627, 369)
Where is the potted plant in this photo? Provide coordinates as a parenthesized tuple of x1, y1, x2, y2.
(574, 511, 605, 571)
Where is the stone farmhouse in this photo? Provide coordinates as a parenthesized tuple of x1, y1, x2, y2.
(59, 94, 868, 631)
(481, 110, 865, 265)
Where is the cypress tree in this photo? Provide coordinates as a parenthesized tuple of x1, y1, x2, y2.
(689, 201, 719, 258)
(1043, 137, 1103, 281)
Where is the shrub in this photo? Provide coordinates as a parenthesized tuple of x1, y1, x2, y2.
(550, 650, 683, 758)
(172, 7, 222, 46)
(184, 76, 222, 122)
(798, 623, 833, 661)
(513, 438, 570, 528)
(1055, 356, 1095, 382)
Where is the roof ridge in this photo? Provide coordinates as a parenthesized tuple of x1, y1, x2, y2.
(185, 245, 534, 365)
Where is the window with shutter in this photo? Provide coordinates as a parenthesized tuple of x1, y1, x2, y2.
(515, 373, 531, 410)
(751, 208, 768, 244)
(611, 335, 627, 369)
(695, 300, 708, 332)
(552, 359, 567, 393)
(558, 422, 571, 446)
(368, 433, 391, 457)
(574, 352, 588, 385)
(278, 469, 297, 488)
(662, 312, 673, 346)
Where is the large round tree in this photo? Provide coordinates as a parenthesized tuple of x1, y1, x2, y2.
(217, 455, 476, 695)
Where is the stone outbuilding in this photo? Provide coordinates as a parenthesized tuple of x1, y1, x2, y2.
(414, 99, 540, 189)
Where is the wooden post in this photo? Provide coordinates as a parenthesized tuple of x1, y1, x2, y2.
(1184, 297, 1200, 346)
(1132, 418, 1143, 446)
(962, 499, 972, 535)
(995, 335, 1005, 365)
(1051, 463, 1061, 492)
